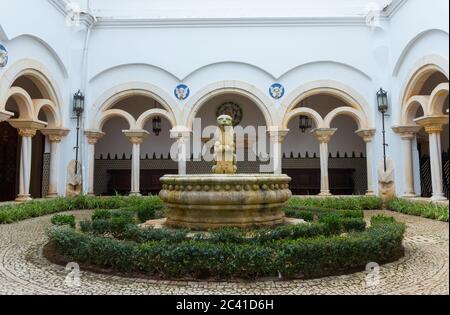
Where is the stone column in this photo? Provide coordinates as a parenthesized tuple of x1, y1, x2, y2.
(8, 120, 46, 202)
(123, 130, 149, 196)
(416, 116, 449, 201)
(392, 125, 422, 198)
(41, 129, 70, 198)
(356, 129, 376, 196)
(85, 130, 105, 196)
(268, 128, 289, 175)
(171, 130, 191, 175)
(312, 128, 337, 196)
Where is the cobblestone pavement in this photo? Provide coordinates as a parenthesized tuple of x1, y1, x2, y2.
(0, 210, 448, 295)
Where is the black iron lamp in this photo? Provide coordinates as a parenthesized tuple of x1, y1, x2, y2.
(152, 116, 162, 136)
(377, 88, 389, 172)
(377, 88, 389, 114)
(299, 115, 312, 133)
(73, 90, 85, 175)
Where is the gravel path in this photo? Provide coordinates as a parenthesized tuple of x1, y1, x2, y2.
(0, 210, 448, 295)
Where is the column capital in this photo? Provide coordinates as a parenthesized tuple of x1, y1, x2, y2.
(41, 128, 71, 143)
(311, 128, 337, 144)
(392, 125, 422, 140)
(85, 130, 105, 145)
(267, 127, 289, 143)
(355, 129, 376, 143)
(170, 127, 192, 140)
(0, 110, 13, 122)
(123, 129, 149, 144)
(414, 115, 449, 134)
(8, 119, 47, 137)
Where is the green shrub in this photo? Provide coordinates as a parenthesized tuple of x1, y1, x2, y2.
(51, 214, 76, 228)
(387, 198, 449, 222)
(48, 216, 405, 280)
(286, 196, 381, 211)
(136, 198, 164, 223)
(92, 209, 112, 221)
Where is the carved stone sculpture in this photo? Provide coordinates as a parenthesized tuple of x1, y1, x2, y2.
(212, 115, 237, 174)
(66, 160, 82, 197)
(378, 157, 396, 205)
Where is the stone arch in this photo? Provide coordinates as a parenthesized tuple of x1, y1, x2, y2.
(282, 107, 325, 130)
(0, 59, 63, 114)
(33, 99, 61, 128)
(136, 108, 176, 130)
(97, 109, 137, 132)
(90, 82, 180, 129)
(324, 107, 368, 130)
(401, 96, 429, 125)
(399, 55, 449, 112)
(185, 81, 274, 129)
(428, 82, 449, 116)
(281, 80, 371, 127)
(4, 86, 35, 119)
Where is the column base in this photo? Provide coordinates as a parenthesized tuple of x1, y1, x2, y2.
(15, 195, 32, 202)
(319, 191, 332, 196)
(46, 193, 59, 199)
(403, 193, 417, 198)
(130, 192, 142, 197)
(365, 191, 375, 197)
(431, 194, 447, 201)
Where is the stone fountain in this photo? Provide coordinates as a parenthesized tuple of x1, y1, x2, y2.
(159, 115, 292, 229)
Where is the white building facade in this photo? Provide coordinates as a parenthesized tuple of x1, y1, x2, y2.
(0, 0, 448, 201)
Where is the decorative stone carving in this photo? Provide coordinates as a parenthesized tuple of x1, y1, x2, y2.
(66, 160, 82, 197)
(378, 157, 396, 205)
(85, 130, 105, 145)
(160, 174, 292, 229)
(41, 128, 70, 143)
(414, 115, 449, 134)
(212, 115, 237, 174)
(18, 128, 38, 138)
(311, 128, 337, 144)
(355, 129, 376, 143)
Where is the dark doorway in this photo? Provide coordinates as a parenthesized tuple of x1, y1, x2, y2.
(0, 121, 20, 201)
(30, 131, 45, 199)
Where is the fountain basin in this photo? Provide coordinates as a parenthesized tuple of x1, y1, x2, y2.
(159, 174, 292, 229)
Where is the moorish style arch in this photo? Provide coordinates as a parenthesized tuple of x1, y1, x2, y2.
(280, 81, 375, 196)
(86, 83, 179, 196)
(394, 56, 449, 200)
(0, 58, 68, 201)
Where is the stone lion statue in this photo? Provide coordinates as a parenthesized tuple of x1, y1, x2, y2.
(212, 115, 237, 174)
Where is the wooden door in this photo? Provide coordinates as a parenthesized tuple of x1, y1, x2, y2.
(0, 122, 19, 201)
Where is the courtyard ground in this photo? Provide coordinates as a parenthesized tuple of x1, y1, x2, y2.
(0, 210, 448, 295)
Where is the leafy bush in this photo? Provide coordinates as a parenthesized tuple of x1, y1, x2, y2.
(51, 214, 76, 228)
(92, 209, 112, 221)
(286, 196, 381, 211)
(48, 215, 405, 280)
(387, 198, 449, 222)
(136, 198, 165, 223)
(0, 196, 162, 225)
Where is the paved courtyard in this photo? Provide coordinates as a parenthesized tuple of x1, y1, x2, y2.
(0, 210, 448, 295)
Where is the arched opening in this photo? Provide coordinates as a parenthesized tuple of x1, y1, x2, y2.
(188, 93, 270, 174)
(93, 95, 176, 196)
(283, 94, 368, 196)
(400, 67, 449, 200)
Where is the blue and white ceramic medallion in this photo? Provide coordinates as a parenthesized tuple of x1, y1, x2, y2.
(0, 43, 8, 68)
(174, 84, 190, 101)
(269, 83, 285, 100)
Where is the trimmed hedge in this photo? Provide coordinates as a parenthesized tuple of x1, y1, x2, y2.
(51, 214, 76, 228)
(0, 196, 162, 224)
(48, 216, 405, 279)
(285, 196, 382, 211)
(386, 198, 449, 222)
